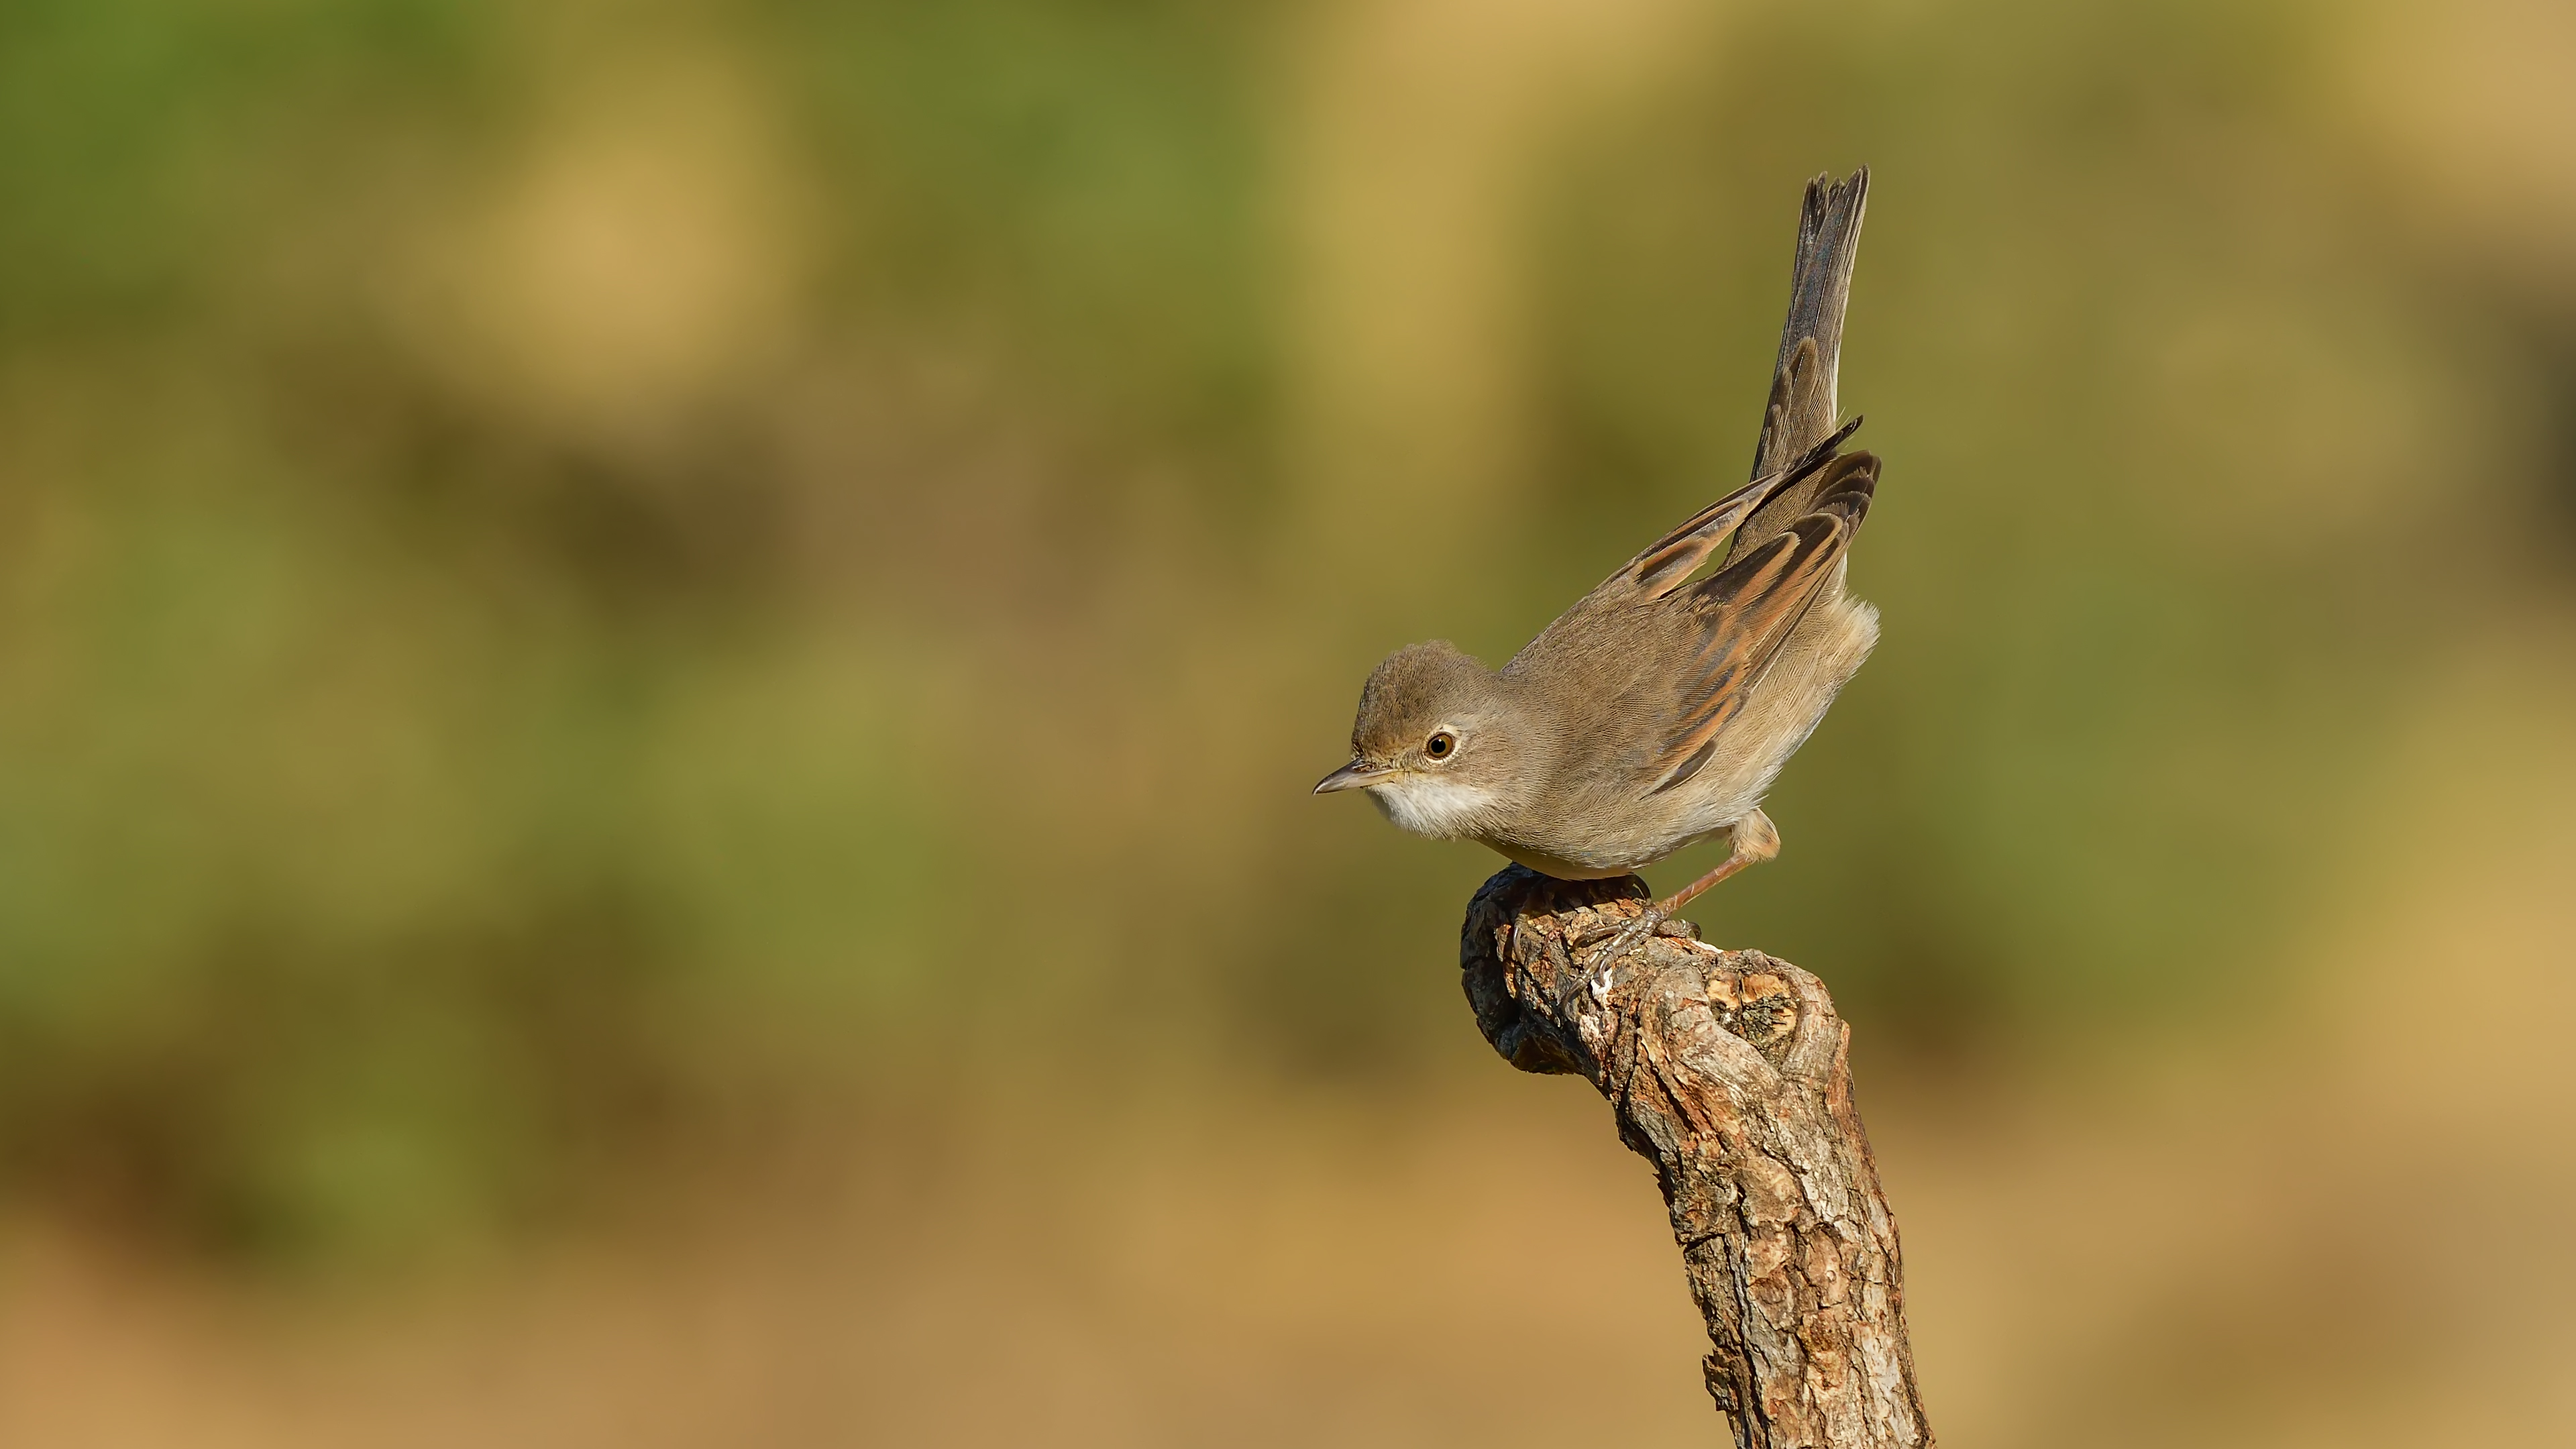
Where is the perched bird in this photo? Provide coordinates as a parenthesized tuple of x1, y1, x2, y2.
(1314, 168, 1880, 970)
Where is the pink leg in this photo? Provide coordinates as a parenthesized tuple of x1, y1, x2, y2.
(1583, 810, 1782, 993)
(1657, 808, 1780, 916)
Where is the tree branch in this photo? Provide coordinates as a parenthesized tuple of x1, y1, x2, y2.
(1460, 865, 1933, 1449)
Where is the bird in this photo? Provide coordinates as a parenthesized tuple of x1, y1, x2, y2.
(1313, 167, 1880, 975)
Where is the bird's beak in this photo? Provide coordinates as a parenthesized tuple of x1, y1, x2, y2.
(1312, 759, 1390, 794)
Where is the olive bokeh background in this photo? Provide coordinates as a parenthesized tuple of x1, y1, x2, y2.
(3, 1, 2574, 1444)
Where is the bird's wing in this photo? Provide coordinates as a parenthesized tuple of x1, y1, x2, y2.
(1648, 451, 1877, 794)
(1617, 416, 1862, 602)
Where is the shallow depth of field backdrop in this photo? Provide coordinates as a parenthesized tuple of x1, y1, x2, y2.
(3, 1, 2574, 1445)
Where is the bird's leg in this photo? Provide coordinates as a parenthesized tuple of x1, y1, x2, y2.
(1661, 807, 1780, 917)
(1581, 810, 1782, 999)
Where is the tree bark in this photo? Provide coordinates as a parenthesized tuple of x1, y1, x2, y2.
(1460, 865, 1933, 1449)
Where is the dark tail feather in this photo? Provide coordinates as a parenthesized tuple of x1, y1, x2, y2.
(1735, 167, 1869, 555)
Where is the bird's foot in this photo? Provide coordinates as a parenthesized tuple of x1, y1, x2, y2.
(1578, 810, 1778, 1003)
(1580, 902, 1668, 1004)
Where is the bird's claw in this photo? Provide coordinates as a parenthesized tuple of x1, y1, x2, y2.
(1581, 904, 1666, 1003)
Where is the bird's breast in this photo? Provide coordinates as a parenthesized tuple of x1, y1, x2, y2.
(1476, 837, 1642, 881)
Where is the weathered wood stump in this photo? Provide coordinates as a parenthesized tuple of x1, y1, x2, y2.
(1461, 865, 1933, 1449)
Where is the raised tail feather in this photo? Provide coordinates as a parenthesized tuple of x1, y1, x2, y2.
(1733, 167, 1869, 560)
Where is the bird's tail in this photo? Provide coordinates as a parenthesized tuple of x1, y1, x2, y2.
(1735, 168, 1869, 555)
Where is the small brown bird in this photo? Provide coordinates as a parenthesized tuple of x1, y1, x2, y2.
(1314, 168, 1880, 970)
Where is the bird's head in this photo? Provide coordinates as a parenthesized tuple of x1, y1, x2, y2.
(1312, 641, 1538, 839)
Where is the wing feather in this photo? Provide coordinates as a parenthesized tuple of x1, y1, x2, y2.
(1648, 452, 1878, 792)
(1620, 416, 1862, 600)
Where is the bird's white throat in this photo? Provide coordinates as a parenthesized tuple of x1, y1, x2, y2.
(1365, 773, 1499, 841)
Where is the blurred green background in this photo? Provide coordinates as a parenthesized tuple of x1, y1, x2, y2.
(3, 0, 2574, 1444)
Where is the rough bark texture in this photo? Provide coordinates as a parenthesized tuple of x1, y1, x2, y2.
(1462, 865, 1933, 1449)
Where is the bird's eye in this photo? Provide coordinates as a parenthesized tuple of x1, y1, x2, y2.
(1424, 731, 1457, 760)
